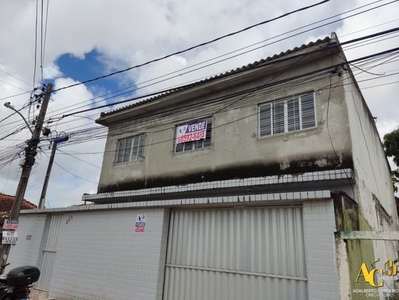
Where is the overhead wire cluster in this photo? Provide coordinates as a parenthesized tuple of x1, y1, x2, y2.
(0, 0, 398, 185)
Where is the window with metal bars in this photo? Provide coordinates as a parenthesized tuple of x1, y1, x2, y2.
(175, 118, 212, 153)
(259, 93, 316, 137)
(115, 134, 145, 164)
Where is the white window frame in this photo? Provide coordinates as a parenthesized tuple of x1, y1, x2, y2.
(258, 92, 316, 137)
(174, 118, 212, 153)
(115, 134, 145, 164)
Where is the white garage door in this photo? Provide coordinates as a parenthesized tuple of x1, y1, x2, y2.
(164, 206, 307, 300)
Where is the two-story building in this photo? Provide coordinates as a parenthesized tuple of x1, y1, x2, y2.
(8, 33, 398, 300)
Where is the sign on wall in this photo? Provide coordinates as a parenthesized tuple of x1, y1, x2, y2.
(135, 215, 146, 233)
(2, 231, 18, 244)
(176, 120, 208, 144)
(3, 219, 19, 230)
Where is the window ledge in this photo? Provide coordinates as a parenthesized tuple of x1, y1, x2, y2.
(257, 126, 317, 140)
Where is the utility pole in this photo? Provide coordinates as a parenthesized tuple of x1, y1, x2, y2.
(38, 142, 56, 209)
(0, 83, 52, 270)
(38, 134, 68, 209)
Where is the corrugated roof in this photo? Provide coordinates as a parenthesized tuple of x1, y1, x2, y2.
(0, 193, 37, 212)
(99, 35, 332, 118)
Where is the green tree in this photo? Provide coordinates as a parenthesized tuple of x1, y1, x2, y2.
(384, 128, 399, 193)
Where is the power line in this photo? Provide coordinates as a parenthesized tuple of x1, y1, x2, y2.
(0, 68, 31, 88)
(0, 78, 27, 92)
(0, 91, 31, 101)
(44, 1, 399, 125)
(42, 150, 97, 184)
(40, 0, 44, 84)
(9, 75, 397, 163)
(0, 33, 396, 156)
(42, 0, 50, 77)
(1, 0, 392, 122)
(57, 149, 101, 169)
(1, 8, 398, 148)
(17, 41, 399, 152)
(42, 47, 399, 155)
(51, 0, 331, 93)
(0, 54, 395, 168)
(56, 27, 399, 119)
(33, 0, 39, 87)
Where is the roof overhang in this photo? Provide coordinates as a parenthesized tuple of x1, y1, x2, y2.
(96, 35, 338, 126)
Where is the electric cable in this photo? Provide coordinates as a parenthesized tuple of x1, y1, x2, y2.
(57, 27, 399, 119)
(0, 91, 32, 102)
(42, 0, 50, 66)
(1, 15, 398, 168)
(42, 48, 399, 156)
(0, 79, 27, 92)
(0, 68, 31, 88)
(32, 0, 39, 87)
(56, 149, 101, 169)
(40, 0, 44, 85)
(50, 0, 332, 93)
(2, 0, 393, 123)
(41, 150, 97, 184)
(2, 44, 396, 152)
(46, 20, 399, 128)
(27, 47, 399, 152)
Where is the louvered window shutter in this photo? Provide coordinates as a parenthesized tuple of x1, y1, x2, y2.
(131, 136, 139, 160)
(287, 98, 300, 132)
(300, 93, 315, 129)
(138, 134, 145, 158)
(273, 101, 285, 135)
(259, 92, 315, 137)
(259, 104, 272, 136)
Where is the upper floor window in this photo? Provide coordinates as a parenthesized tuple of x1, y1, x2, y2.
(115, 134, 145, 164)
(175, 118, 212, 153)
(259, 92, 315, 137)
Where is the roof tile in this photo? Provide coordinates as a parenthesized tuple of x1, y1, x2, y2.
(0, 194, 37, 213)
(99, 36, 331, 119)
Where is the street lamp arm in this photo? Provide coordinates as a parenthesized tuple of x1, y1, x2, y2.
(4, 102, 34, 135)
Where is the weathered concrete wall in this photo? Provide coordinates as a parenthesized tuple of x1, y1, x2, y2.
(333, 193, 378, 300)
(343, 71, 399, 274)
(98, 53, 353, 193)
(344, 72, 397, 221)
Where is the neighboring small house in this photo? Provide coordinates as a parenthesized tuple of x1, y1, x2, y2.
(0, 193, 36, 213)
(0, 193, 36, 226)
(8, 33, 399, 300)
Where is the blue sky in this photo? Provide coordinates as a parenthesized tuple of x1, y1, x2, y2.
(55, 49, 137, 105)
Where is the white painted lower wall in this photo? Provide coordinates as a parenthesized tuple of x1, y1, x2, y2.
(7, 213, 47, 270)
(8, 197, 341, 300)
(303, 199, 340, 300)
(9, 207, 170, 300)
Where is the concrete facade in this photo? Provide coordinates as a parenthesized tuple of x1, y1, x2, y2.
(96, 38, 353, 193)
(90, 34, 399, 298)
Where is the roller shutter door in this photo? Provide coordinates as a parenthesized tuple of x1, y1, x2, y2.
(164, 206, 307, 300)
